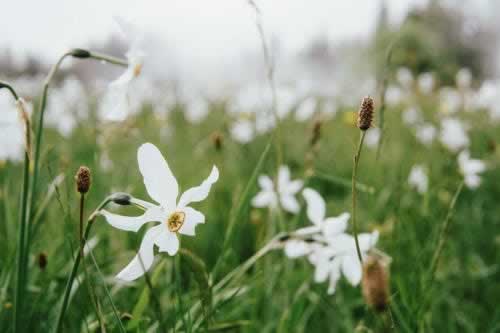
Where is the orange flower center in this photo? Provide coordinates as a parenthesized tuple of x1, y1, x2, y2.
(167, 211, 185, 232)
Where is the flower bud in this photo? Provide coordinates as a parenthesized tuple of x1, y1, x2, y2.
(70, 48, 91, 59)
(110, 192, 132, 206)
(211, 131, 223, 151)
(75, 166, 91, 194)
(362, 254, 390, 312)
(357, 96, 374, 131)
(38, 252, 48, 270)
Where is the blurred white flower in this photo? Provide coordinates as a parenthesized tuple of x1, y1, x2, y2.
(252, 165, 303, 214)
(439, 118, 469, 152)
(100, 17, 146, 122)
(396, 67, 413, 89)
(364, 128, 380, 149)
(408, 165, 428, 194)
(385, 85, 403, 106)
(100, 143, 218, 281)
(295, 97, 317, 122)
(308, 231, 379, 294)
(440, 87, 461, 114)
(456, 68, 472, 89)
(184, 98, 209, 124)
(475, 80, 500, 120)
(417, 72, 434, 94)
(415, 123, 437, 146)
(230, 119, 254, 144)
(458, 150, 486, 189)
(402, 106, 422, 126)
(0, 94, 27, 161)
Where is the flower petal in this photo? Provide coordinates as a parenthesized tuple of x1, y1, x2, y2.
(177, 166, 219, 208)
(178, 207, 205, 236)
(116, 225, 163, 281)
(322, 213, 350, 237)
(285, 179, 303, 194)
(284, 240, 310, 258)
(251, 190, 276, 208)
(327, 257, 342, 294)
(358, 231, 379, 252)
(341, 255, 362, 286)
(258, 175, 274, 191)
(155, 230, 180, 256)
(277, 165, 291, 191)
(280, 194, 300, 214)
(302, 188, 326, 225)
(138, 143, 179, 209)
(100, 206, 163, 232)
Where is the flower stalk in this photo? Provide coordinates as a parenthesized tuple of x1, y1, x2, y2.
(1, 81, 31, 333)
(352, 96, 375, 264)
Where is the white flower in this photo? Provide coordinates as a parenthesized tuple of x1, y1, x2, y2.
(385, 85, 403, 106)
(408, 165, 428, 194)
(396, 67, 413, 89)
(439, 118, 469, 152)
(415, 123, 437, 146)
(458, 150, 486, 189)
(456, 68, 472, 89)
(252, 166, 303, 214)
(440, 87, 461, 114)
(309, 231, 379, 294)
(417, 72, 434, 94)
(295, 97, 317, 122)
(230, 119, 255, 144)
(100, 143, 219, 281)
(284, 188, 350, 258)
(100, 17, 145, 122)
(364, 127, 380, 149)
(402, 106, 422, 126)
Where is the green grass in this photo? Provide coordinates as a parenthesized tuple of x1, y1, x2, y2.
(1, 93, 500, 332)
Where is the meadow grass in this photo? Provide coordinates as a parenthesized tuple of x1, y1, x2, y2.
(1, 89, 500, 332)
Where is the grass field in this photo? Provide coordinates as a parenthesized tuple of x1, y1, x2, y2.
(1, 61, 500, 332)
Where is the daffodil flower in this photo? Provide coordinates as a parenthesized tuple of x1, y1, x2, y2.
(308, 231, 379, 294)
(100, 17, 145, 121)
(252, 166, 303, 214)
(100, 143, 218, 281)
(458, 150, 486, 189)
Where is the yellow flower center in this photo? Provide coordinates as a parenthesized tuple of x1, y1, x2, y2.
(133, 63, 143, 77)
(167, 211, 185, 232)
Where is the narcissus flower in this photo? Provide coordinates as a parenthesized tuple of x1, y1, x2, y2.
(101, 143, 218, 281)
(252, 166, 303, 214)
(458, 150, 486, 189)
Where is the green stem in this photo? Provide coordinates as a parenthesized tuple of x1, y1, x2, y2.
(54, 197, 112, 333)
(428, 182, 464, 280)
(1, 82, 29, 333)
(352, 131, 367, 264)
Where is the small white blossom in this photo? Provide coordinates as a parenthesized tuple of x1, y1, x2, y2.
(402, 106, 422, 126)
(295, 97, 317, 122)
(415, 123, 437, 146)
(408, 165, 428, 194)
(458, 150, 486, 189)
(252, 166, 303, 214)
(364, 128, 380, 149)
(456, 68, 472, 89)
(417, 72, 434, 94)
(396, 67, 413, 89)
(101, 143, 218, 281)
(439, 118, 469, 152)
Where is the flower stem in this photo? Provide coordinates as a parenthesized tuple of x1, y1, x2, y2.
(428, 181, 464, 280)
(54, 197, 112, 333)
(1, 82, 30, 333)
(352, 130, 367, 264)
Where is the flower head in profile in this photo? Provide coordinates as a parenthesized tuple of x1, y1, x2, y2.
(100, 17, 146, 121)
(408, 164, 428, 194)
(100, 143, 218, 281)
(284, 188, 350, 258)
(458, 150, 486, 189)
(282, 188, 379, 294)
(252, 165, 303, 214)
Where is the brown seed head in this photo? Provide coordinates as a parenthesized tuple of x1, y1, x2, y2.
(211, 131, 224, 151)
(362, 254, 390, 312)
(357, 96, 374, 131)
(75, 166, 91, 194)
(38, 252, 48, 270)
